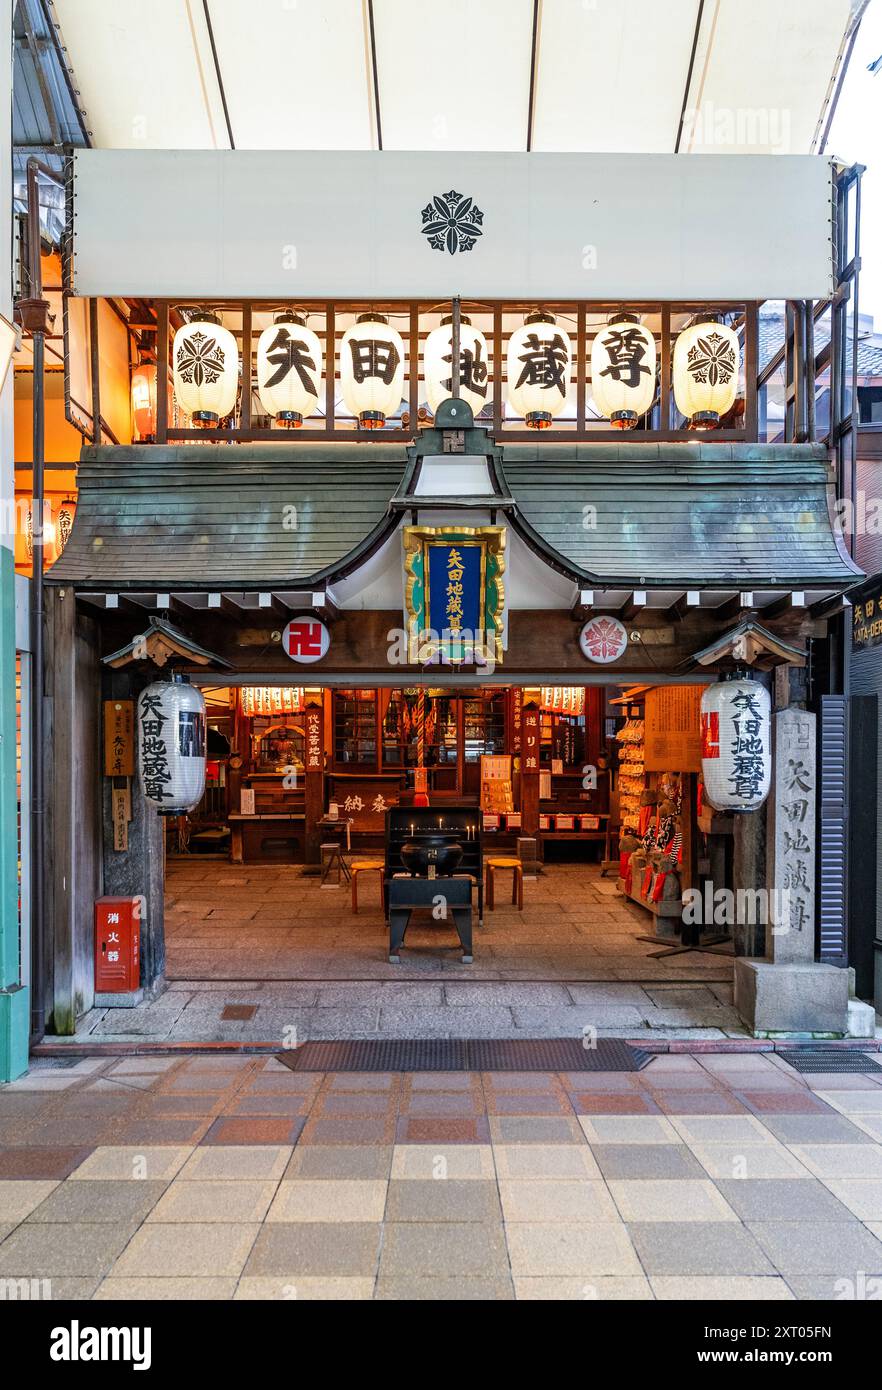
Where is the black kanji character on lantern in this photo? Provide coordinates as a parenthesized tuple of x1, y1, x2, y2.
(599, 328, 651, 389)
(514, 333, 568, 396)
(441, 339, 488, 399)
(264, 328, 318, 393)
(139, 694, 167, 740)
(349, 336, 401, 386)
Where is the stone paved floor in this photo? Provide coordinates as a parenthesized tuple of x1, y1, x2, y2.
(3, 1050, 882, 1299)
(75, 861, 744, 1043)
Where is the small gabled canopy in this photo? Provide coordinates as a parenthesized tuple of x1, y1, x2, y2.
(683, 619, 807, 672)
(102, 618, 233, 670)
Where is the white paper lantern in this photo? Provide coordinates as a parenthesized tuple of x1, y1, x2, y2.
(590, 313, 656, 429)
(506, 312, 571, 428)
(256, 312, 322, 427)
(424, 316, 490, 418)
(340, 313, 405, 428)
(673, 319, 740, 429)
(138, 678, 206, 815)
(172, 312, 238, 426)
(701, 677, 771, 812)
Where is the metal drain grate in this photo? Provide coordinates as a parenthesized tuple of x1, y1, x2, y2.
(277, 1038, 651, 1072)
(777, 1049, 882, 1074)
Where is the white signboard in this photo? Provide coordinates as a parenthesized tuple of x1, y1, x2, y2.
(72, 150, 834, 301)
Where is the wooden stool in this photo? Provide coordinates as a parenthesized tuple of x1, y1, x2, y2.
(350, 860, 385, 913)
(320, 842, 351, 886)
(486, 857, 524, 910)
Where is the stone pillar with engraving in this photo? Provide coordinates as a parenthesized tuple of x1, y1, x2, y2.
(734, 706, 849, 1035)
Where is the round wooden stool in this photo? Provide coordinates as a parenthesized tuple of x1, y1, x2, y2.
(486, 856, 524, 910)
(350, 860, 385, 913)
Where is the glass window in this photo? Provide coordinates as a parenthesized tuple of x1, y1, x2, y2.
(334, 690, 377, 765)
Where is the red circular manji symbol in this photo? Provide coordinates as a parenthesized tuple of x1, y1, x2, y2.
(281, 618, 331, 664)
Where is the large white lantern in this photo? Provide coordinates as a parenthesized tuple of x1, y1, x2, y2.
(590, 313, 656, 429)
(172, 312, 238, 427)
(700, 677, 771, 813)
(256, 311, 322, 428)
(138, 677, 206, 815)
(506, 312, 571, 428)
(340, 313, 405, 429)
(673, 318, 740, 430)
(424, 315, 490, 418)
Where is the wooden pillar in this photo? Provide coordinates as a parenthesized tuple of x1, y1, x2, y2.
(44, 588, 102, 1033)
(303, 696, 325, 864)
(521, 696, 540, 842)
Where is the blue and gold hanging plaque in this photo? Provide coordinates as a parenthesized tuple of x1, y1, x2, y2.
(403, 525, 505, 665)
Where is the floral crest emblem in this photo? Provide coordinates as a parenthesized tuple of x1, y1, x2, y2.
(579, 616, 628, 665)
(420, 190, 484, 255)
(176, 330, 226, 386)
(685, 330, 737, 386)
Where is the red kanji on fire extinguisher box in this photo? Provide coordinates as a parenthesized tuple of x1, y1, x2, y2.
(95, 897, 142, 992)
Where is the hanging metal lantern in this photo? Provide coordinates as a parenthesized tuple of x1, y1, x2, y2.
(673, 318, 740, 430)
(340, 313, 405, 429)
(256, 311, 322, 428)
(506, 311, 571, 428)
(131, 350, 158, 440)
(590, 313, 656, 429)
(138, 676, 206, 815)
(700, 676, 771, 812)
(172, 311, 238, 427)
(424, 315, 490, 418)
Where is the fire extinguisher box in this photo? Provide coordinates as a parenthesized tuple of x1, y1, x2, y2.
(94, 896, 144, 1007)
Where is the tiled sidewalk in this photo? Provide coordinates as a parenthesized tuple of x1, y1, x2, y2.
(2, 1049, 882, 1300)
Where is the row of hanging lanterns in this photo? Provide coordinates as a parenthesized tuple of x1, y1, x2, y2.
(168, 309, 740, 432)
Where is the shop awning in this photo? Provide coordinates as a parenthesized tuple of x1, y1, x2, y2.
(48, 0, 860, 156)
(48, 443, 412, 589)
(498, 442, 862, 591)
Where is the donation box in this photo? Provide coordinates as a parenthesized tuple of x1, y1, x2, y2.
(95, 896, 142, 992)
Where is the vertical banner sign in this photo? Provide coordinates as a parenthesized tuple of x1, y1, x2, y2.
(104, 700, 134, 775)
(305, 708, 323, 772)
(521, 704, 541, 838)
(111, 781, 131, 852)
(427, 542, 483, 656)
(522, 709, 540, 775)
(772, 709, 817, 960)
(104, 700, 134, 852)
(511, 690, 522, 755)
(403, 525, 505, 665)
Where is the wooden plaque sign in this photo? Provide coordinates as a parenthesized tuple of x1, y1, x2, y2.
(305, 708, 323, 772)
(644, 685, 706, 772)
(104, 700, 134, 776)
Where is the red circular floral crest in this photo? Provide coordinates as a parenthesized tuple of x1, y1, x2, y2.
(579, 615, 628, 664)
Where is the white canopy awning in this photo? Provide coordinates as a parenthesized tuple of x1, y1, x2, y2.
(52, 0, 863, 155)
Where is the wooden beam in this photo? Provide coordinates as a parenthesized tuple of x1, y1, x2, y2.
(716, 591, 755, 623)
(760, 591, 807, 621)
(620, 590, 647, 623)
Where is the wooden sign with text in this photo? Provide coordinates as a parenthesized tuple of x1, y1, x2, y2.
(104, 700, 134, 776)
(644, 685, 706, 771)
